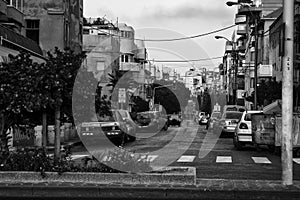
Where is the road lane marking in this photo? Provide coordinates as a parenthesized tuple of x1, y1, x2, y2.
(293, 158, 300, 164)
(251, 157, 272, 164)
(140, 155, 158, 162)
(177, 155, 195, 162)
(216, 156, 232, 163)
(71, 154, 90, 160)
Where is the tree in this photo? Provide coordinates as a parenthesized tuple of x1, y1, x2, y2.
(0, 52, 43, 152)
(42, 47, 86, 162)
(152, 80, 191, 114)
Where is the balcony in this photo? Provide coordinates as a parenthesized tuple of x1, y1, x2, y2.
(235, 14, 247, 25)
(225, 42, 233, 53)
(120, 62, 141, 72)
(258, 64, 273, 77)
(237, 5, 262, 16)
(6, 5, 24, 27)
(237, 24, 247, 35)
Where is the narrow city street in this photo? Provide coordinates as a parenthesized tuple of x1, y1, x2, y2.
(71, 118, 300, 181)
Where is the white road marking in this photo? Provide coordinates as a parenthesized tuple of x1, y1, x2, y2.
(216, 156, 232, 163)
(140, 155, 158, 162)
(71, 154, 90, 160)
(293, 158, 300, 164)
(251, 157, 272, 164)
(177, 155, 195, 162)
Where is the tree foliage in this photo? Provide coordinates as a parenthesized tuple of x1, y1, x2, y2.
(152, 79, 191, 114)
(0, 52, 42, 151)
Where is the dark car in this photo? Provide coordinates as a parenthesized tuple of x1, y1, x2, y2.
(136, 111, 168, 131)
(168, 114, 182, 127)
(80, 110, 128, 147)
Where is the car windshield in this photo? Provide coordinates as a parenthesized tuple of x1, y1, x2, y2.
(224, 112, 243, 120)
(212, 112, 221, 118)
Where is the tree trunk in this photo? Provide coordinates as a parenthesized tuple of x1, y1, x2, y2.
(54, 107, 61, 162)
(42, 111, 47, 147)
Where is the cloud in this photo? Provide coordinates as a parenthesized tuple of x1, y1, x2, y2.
(141, 3, 233, 22)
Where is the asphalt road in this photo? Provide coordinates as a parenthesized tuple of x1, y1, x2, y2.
(70, 118, 300, 181)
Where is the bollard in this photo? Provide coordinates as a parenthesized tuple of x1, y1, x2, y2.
(64, 123, 72, 142)
(47, 125, 55, 145)
(34, 126, 43, 147)
(60, 125, 65, 143)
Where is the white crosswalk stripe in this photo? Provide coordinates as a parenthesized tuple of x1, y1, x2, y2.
(140, 155, 158, 162)
(71, 154, 90, 160)
(216, 156, 232, 163)
(177, 155, 195, 162)
(251, 157, 272, 164)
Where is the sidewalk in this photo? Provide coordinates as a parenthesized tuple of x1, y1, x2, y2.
(0, 178, 300, 199)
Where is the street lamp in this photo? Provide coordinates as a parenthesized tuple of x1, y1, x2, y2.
(215, 36, 232, 44)
(226, 0, 259, 110)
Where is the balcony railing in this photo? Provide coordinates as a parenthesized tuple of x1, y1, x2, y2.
(6, 5, 24, 26)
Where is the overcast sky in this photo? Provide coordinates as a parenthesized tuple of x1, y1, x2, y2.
(84, 0, 237, 74)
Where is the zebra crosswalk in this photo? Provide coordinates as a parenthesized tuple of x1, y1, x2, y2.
(68, 153, 300, 166)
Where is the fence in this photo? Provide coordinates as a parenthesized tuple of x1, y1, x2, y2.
(7, 123, 79, 150)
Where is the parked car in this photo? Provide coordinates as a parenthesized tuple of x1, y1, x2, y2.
(80, 110, 129, 147)
(233, 110, 263, 150)
(168, 113, 182, 127)
(222, 105, 246, 114)
(220, 111, 243, 137)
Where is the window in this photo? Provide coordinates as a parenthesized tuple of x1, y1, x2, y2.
(124, 55, 129, 62)
(25, 19, 39, 44)
(96, 61, 105, 71)
(250, 78, 254, 88)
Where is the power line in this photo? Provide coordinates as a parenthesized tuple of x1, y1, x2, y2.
(137, 25, 237, 42)
(149, 56, 223, 63)
(86, 24, 237, 42)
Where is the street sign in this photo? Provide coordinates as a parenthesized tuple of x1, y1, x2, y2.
(118, 88, 126, 103)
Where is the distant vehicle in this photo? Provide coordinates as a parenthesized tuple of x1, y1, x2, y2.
(208, 111, 222, 127)
(168, 113, 182, 127)
(220, 111, 243, 136)
(233, 110, 263, 150)
(136, 111, 168, 131)
(222, 105, 246, 114)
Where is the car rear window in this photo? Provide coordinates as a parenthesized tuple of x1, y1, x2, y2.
(244, 113, 252, 121)
(225, 112, 242, 119)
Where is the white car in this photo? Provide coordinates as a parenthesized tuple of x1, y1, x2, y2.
(233, 110, 263, 150)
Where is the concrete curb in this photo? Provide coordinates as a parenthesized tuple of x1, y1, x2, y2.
(0, 182, 300, 199)
(0, 167, 196, 186)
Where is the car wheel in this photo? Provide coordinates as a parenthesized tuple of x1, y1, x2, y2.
(233, 135, 243, 150)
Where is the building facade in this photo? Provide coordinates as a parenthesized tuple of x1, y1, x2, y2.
(23, 0, 83, 55)
(0, 0, 44, 63)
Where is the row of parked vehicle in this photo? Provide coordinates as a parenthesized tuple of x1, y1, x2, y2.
(79, 109, 183, 147)
(211, 105, 267, 150)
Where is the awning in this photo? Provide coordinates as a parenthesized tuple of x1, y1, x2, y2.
(263, 100, 282, 115)
(0, 45, 45, 64)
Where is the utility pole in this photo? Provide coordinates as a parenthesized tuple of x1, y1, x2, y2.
(282, 0, 294, 186)
(254, 16, 258, 110)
